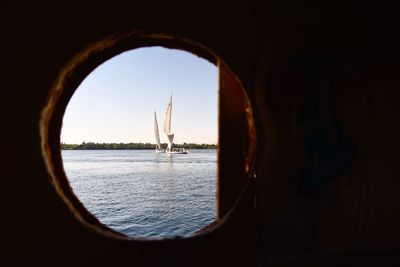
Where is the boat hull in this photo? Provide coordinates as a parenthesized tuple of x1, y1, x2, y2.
(166, 148, 189, 154)
(166, 151, 189, 154)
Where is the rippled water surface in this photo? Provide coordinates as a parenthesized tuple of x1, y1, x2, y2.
(62, 149, 217, 238)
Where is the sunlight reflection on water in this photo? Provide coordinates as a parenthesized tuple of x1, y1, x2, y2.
(62, 149, 217, 238)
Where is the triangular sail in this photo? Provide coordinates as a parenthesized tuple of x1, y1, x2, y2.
(164, 95, 174, 150)
(153, 93, 187, 154)
(166, 133, 174, 150)
(164, 95, 173, 135)
(154, 111, 161, 149)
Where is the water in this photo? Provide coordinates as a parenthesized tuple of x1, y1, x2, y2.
(61, 149, 217, 238)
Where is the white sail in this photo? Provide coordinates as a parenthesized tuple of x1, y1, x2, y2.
(166, 133, 174, 151)
(164, 95, 173, 135)
(153, 94, 188, 154)
(164, 95, 174, 151)
(154, 111, 161, 149)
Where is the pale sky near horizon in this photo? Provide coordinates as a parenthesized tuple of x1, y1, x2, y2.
(61, 47, 218, 144)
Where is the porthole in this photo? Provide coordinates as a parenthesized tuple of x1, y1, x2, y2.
(40, 32, 256, 240)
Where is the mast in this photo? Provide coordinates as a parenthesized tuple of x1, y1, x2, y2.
(163, 94, 174, 151)
(154, 110, 161, 149)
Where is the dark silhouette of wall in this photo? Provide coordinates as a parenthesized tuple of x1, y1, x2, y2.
(1, 0, 399, 266)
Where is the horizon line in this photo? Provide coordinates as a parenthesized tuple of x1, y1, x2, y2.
(61, 141, 218, 145)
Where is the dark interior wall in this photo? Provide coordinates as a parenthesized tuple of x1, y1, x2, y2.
(253, 0, 400, 264)
(363, 63, 400, 250)
(1, 0, 400, 266)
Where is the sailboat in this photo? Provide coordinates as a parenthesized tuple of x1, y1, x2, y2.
(154, 110, 165, 153)
(163, 94, 188, 154)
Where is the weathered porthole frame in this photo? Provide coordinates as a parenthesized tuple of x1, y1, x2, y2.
(40, 31, 257, 241)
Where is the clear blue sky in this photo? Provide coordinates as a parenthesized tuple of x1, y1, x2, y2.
(61, 46, 218, 144)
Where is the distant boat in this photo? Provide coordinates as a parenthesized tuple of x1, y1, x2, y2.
(162, 94, 188, 154)
(154, 110, 165, 153)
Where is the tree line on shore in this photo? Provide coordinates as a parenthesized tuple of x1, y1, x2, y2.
(61, 142, 218, 150)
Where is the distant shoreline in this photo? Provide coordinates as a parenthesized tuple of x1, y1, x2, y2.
(61, 142, 217, 150)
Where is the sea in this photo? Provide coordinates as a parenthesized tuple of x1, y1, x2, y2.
(61, 149, 217, 239)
